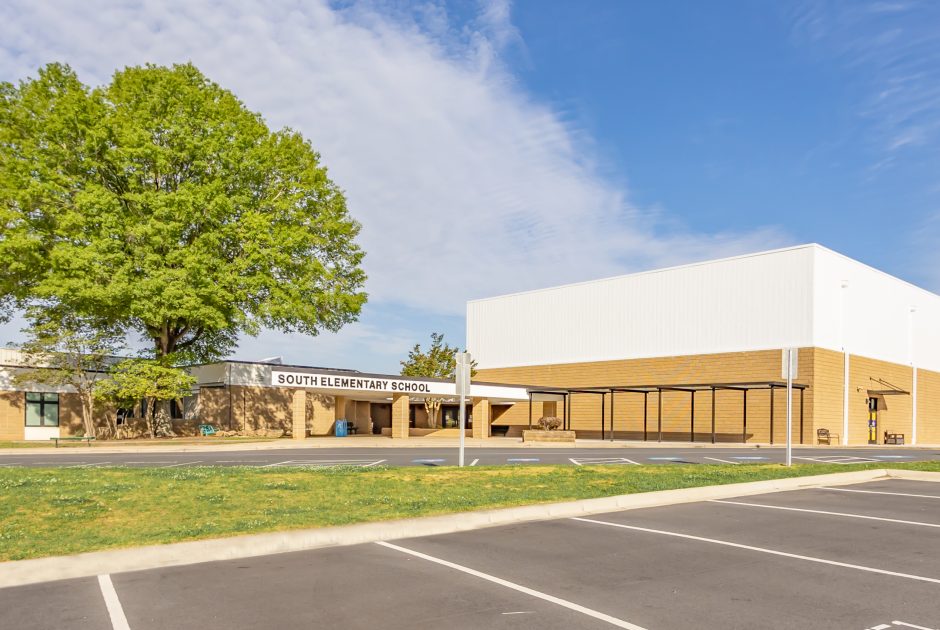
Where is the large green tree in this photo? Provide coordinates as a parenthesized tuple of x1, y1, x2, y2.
(0, 63, 366, 362)
(400, 332, 476, 428)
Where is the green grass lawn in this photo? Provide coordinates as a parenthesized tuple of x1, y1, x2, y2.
(1, 462, 937, 561)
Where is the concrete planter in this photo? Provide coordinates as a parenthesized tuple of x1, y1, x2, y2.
(522, 430, 576, 443)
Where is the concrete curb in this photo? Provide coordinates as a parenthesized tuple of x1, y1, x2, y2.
(4, 468, 936, 589)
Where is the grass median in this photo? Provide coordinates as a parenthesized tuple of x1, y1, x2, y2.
(1, 462, 938, 561)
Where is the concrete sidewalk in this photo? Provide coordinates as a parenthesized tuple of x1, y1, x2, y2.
(2, 435, 937, 455)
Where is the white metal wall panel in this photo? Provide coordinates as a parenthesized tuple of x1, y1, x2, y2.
(468, 246, 816, 369)
(812, 247, 940, 372)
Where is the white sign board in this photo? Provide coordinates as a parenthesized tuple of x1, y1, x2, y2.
(781, 348, 798, 380)
(271, 370, 454, 395)
(455, 352, 472, 398)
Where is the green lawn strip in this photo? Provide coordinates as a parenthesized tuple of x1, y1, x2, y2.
(1, 462, 937, 562)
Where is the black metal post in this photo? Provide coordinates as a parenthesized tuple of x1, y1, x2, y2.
(658, 388, 663, 442)
(690, 390, 695, 442)
(770, 385, 775, 445)
(528, 392, 532, 428)
(711, 387, 716, 444)
(742, 389, 748, 444)
(643, 392, 648, 441)
(562, 394, 567, 430)
(610, 391, 615, 442)
(600, 393, 605, 441)
(800, 388, 804, 445)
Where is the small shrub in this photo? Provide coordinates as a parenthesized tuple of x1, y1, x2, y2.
(537, 416, 563, 431)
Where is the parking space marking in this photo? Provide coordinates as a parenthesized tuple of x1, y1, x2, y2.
(866, 621, 939, 630)
(647, 457, 682, 461)
(375, 541, 647, 629)
(820, 487, 940, 500)
(470, 458, 480, 466)
(711, 499, 940, 528)
(730, 456, 768, 460)
(795, 456, 881, 465)
(161, 461, 201, 467)
(412, 458, 446, 465)
(67, 461, 111, 468)
(98, 574, 131, 630)
(125, 461, 175, 464)
(570, 457, 640, 466)
(703, 457, 739, 465)
(507, 458, 540, 463)
(572, 517, 940, 584)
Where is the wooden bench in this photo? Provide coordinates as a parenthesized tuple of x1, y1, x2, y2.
(50, 436, 96, 447)
(884, 431, 905, 445)
(816, 428, 839, 445)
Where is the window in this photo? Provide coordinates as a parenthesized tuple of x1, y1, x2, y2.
(25, 392, 59, 427)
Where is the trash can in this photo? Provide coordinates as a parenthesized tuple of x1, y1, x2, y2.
(335, 419, 348, 437)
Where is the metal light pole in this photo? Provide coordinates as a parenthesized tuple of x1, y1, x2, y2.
(785, 348, 794, 467)
(455, 352, 471, 467)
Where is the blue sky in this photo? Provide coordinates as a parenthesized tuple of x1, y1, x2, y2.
(1, 1, 939, 372)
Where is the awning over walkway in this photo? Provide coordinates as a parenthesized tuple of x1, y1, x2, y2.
(526, 381, 808, 445)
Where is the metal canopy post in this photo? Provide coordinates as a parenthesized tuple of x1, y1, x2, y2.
(643, 392, 648, 441)
(562, 393, 568, 431)
(657, 388, 663, 442)
(528, 391, 533, 429)
(600, 393, 605, 441)
(690, 390, 695, 442)
(742, 389, 748, 444)
(610, 391, 615, 442)
(711, 387, 716, 444)
(770, 385, 775, 445)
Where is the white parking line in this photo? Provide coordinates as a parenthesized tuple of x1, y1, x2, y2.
(794, 456, 880, 464)
(98, 574, 131, 630)
(376, 541, 647, 629)
(572, 517, 940, 584)
(470, 459, 480, 466)
(125, 461, 175, 464)
(820, 487, 940, 500)
(261, 461, 294, 468)
(161, 461, 201, 468)
(570, 457, 641, 466)
(703, 457, 739, 465)
(67, 461, 111, 468)
(891, 621, 937, 629)
(711, 499, 940, 528)
(365, 460, 387, 467)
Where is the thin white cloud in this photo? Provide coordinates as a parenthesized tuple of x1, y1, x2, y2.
(789, 0, 940, 160)
(0, 0, 788, 362)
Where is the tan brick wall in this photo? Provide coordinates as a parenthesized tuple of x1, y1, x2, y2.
(391, 394, 409, 438)
(479, 347, 938, 445)
(0, 392, 23, 440)
(917, 368, 940, 444)
(478, 349, 812, 443)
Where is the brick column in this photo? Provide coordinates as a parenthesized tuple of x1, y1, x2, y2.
(472, 397, 491, 439)
(391, 394, 409, 439)
(291, 390, 307, 440)
(334, 396, 348, 423)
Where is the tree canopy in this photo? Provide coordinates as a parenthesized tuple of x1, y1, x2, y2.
(400, 332, 476, 379)
(0, 62, 367, 363)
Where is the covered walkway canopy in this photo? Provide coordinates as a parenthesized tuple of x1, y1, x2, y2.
(527, 381, 809, 444)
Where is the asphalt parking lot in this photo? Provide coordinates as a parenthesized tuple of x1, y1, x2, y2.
(3, 478, 938, 629)
(0, 445, 936, 468)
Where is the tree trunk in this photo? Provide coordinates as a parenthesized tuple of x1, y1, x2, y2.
(79, 392, 97, 439)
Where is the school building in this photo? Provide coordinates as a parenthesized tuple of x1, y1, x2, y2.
(2, 243, 939, 445)
(469, 244, 940, 445)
